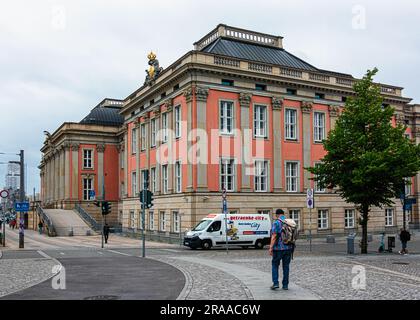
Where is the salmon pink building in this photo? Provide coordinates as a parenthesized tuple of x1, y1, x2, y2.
(40, 24, 420, 241)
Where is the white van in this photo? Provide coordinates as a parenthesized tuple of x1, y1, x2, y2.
(183, 213, 272, 250)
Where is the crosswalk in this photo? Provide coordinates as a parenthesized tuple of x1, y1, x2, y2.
(2, 228, 179, 251)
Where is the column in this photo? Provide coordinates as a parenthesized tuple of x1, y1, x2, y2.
(164, 100, 173, 194)
(153, 106, 162, 195)
(184, 87, 194, 192)
(414, 127, 420, 226)
(71, 143, 79, 201)
(123, 124, 129, 198)
(272, 97, 284, 192)
(64, 142, 71, 200)
(60, 146, 65, 200)
(328, 105, 340, 130)
(97, 144, 105, 199)
(53, 149, 58, 202)
(302, 101, 313, 190)
(195, 86, 209, 192)
(239, 92, 252, 191)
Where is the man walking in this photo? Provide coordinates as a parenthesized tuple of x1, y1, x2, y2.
(269, 209, 293, 290)
(103, 223, 110, 244)
(399, 228, 411, 254)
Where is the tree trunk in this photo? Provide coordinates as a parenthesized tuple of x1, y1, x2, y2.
(360, 205, 369, 254)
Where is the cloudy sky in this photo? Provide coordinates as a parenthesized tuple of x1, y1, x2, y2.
(1, 0, 419, 194)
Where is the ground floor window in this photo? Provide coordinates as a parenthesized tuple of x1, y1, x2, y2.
(172, 211, 180, 233)
(130, 210, 135, 229)
(257, 210, 271, 215)
(289, 209, 301, 230)
(160, 211, 166, 231)
(385, 209, 394, 226)
(82, 178, 93, 201)
(344, 209, 355, 229)
(149, 211, 154, 230)
(318, 209, 328, 230)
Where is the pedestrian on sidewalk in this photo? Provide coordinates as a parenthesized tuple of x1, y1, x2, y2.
(38, 221, 43, 234)
(399, 228, 411, 255)
(269, 209, 293, 291)
(103, 223, 110, 244)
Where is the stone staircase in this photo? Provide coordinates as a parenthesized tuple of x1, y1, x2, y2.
(77, 202, 120, 228)
(43, 209, 94, 236)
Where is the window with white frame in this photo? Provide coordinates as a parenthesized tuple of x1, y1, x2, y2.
(175, 161, 182, 193)
(151, 167, 156, 193)
(149, 211, 154, 230)
(131, 128, 137, 154)
(318, 209, 329, 230)
(140, 123, 146, 151)
(220, 101, 234, 134)
(141, 170, 148, 190)
(385, 209, 394, 226)
(314, 162, 325, 193)
(289, 209, 301, 230)
(151, 118, 157, 147)
(344, 209, 355, 229)
(138, 210, 144, 230)
(82, 178, 93, 200)
(285, 109, 297, 140)
(162, 165, 168, 194)
(254, 105, 267, 138)
(313, 112, 325, 142)
(130, 210, 135, 229)
(254, 160, 268, 192)
(229, 210, 238, 215)
(175, 105, 181, 138)
(83, 149, 93, 169)
(131, 172, 137, 196)
(162, 112, 168, 143)
(405, 177, 412, 196)
(220, 158, 235, 191)
(172, 211, 180, 233)
(257, 210, 271, 215)
(285, 162, 299, 192)
(159, 211, 166, 231)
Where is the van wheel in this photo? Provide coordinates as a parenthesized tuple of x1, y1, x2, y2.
(255, 240, 264, 249)
(201, 240, 212, 250)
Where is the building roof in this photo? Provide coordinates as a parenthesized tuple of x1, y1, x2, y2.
(80, 100, 124, 127)
(201, 37, 318, 72)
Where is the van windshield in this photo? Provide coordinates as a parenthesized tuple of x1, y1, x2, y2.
(192, 220, 212, 231)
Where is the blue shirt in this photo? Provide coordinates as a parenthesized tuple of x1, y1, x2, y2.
(271, 220, 292, 251)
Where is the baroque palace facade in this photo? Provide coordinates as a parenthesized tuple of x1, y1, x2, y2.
(40, 24, 420, 241)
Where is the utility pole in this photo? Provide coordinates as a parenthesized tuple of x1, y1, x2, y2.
(19, 150, 25, 248)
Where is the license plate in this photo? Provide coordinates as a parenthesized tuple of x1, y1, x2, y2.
(184, 241, 190, 246)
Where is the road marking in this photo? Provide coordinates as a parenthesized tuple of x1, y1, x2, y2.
(97, 251, 103, 255)
(37, 250, 55, 260)
(107, 249, 132, 257)
(60, 252, 65, 255)
(160, 249, 181, 253)
(339, 261, 420, 283)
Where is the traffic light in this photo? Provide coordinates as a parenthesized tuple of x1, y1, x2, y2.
(101, 201, 111, 215)
(140, 190, 154, 209)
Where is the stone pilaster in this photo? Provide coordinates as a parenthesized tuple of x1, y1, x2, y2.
(196, 86, 209, 192)
(71, 143, 79, 200)
(239, 92, 252, 191)
(135, 119, 141, 197)
(272, 96, 284, 192)
(329, 105, 340, 130)
(183, 86, 194, 192)
(123, 124, 129, 198)
(59, 146, 65, 201)
(301, 101, 313, 190)
(164, 101, 174, 194)
(97, 144, 105, 199)
(64, 142, 71, 200)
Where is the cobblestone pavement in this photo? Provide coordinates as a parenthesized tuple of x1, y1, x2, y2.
(0, 252, 59, 298)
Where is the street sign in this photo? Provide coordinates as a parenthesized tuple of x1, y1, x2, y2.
(14, 202, 30, 212)
(0, 190, 9, 199)
(89, 190, 96, 200)
(223, 199, 227, 213)
(405, 198, 417, 205)
(306, 188, 314, 209)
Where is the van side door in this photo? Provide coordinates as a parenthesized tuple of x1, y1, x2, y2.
(206, 220, 223, 245)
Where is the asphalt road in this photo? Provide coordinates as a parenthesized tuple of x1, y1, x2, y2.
(1, 249, 185, 300)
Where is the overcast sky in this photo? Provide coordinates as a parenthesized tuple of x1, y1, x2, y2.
(1, 0, 419, 194)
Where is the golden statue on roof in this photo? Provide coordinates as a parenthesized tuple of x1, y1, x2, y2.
(144, 51, 163, 86)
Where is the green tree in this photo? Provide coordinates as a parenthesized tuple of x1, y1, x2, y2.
(307, 68, 420, 254)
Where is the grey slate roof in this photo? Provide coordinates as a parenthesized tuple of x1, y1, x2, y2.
(80, 106, 124, 127)
(202, 37, 318, 71)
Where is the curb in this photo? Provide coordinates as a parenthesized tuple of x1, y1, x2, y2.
(0, 250, 2, 259)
